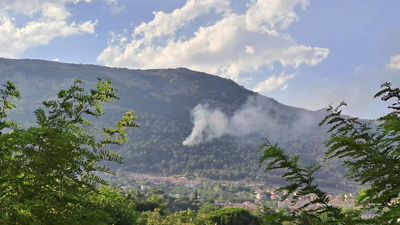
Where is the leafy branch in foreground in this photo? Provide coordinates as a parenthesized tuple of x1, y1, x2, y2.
(260, 82, 400, 224)
(0, 78, 139, 224)
(259, 139, 353, 224)
(320, 82, 400, 224)
(0, 81, 21, 132)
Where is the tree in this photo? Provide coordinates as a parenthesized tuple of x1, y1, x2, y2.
(141, 208, 196, 225)
(197, 203, 221, 215)
(0, 79, 139, 224)
(259, 82, 400, 224)
(196, 207, 261, 225)
(92, 186, 139, 225)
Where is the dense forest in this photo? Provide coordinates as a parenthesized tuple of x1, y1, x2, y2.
(1, 78, 399, 224)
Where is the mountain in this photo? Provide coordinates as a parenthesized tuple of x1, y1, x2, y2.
(0, 58, 353, 192)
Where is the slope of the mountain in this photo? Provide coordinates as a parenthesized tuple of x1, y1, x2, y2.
(0, 58, 353, 192)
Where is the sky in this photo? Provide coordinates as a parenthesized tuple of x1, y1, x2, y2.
(1, 0, 399, 119)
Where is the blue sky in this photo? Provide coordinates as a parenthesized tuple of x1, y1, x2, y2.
(1, 0, 399, 119)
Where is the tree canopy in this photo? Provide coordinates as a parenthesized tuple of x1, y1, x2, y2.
(0, 79, 139, 224)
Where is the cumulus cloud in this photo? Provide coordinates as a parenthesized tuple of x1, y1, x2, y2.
(133, 0, 230, 42)
(386, 54, 400, 70)
(253, 73, 295, 92)
(98, 0, 329, 90)
(0, 0, 97, 58)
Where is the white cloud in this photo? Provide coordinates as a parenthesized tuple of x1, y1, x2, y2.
(386, 54, 400, 70)
(41, 2, 71, 20)
(133, 0, 230, 43)
(98, 0, 329, 87)
(0, 0, 97, 58)
(280, 84, 288, 91)
(253, 73, 295, 92)
(100, 0, 126, 15)
(0, 0, 92, 17)
(244, 0, 309, 31)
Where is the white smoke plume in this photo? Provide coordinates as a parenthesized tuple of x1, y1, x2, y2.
(182, 104, 229, 146)
(183, 96, 281, 146)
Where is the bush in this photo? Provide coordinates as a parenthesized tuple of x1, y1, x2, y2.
(196, 207, 261, 225)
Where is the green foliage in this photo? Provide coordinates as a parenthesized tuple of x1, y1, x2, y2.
(259, 139, 352, 224)
(260, 208, 295, 225)
(91, 187, 139, 225)
(139, 208, 196, 225)
(0, 79, 139, 224)
(196, 207, 261, 225)
(197, 203, 221, 215)
(0, 81, 21, 132)
(259, 82, 400, 224)
(320, 82, 400, 224)
(132, 190, 166, 213)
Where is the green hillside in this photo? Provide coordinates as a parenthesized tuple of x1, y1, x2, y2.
(0, 58, 353, 191)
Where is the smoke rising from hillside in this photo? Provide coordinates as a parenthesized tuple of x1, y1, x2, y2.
(183, 96, 281, 146)
(182, 104, 229, 146)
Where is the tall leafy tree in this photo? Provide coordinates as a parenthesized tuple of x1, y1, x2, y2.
(0, 79, 139, 224)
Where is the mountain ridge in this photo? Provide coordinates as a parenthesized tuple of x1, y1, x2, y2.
(0, 57, 352, 191)
(0, 57, 312, 114)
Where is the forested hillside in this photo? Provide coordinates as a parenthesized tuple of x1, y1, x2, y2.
(0, 58, 352, 191)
